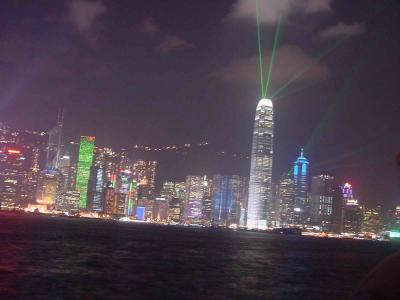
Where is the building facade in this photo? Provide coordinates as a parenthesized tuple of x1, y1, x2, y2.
(247, 98, 274, 230)
(293, 149, 309, 226)
(278, 173, 295, 227)
(75, 136, 95, 209)
(310, 174, 335, 230)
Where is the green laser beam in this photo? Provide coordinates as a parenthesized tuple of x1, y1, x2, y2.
(264, 12, 283, 98)
(256, 0, 265, 98)
(304, 46, 372, 155)
(271, 38, 344, 99)
(271, 1, 390, 100)
(273, 79, 322, 101)
(281, 46, 372, 177)
(310, 115, 398, 170)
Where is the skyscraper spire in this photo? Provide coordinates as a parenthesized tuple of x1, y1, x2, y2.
(57, 108, 64, 128)
(45, 110, 64, 170)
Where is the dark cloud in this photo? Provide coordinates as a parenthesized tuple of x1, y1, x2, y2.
(66, 0, 106, 32)
(319, 22, 365, 39)
(138, 18, 159, 37)
(0, 28, 33, 66)
(228, 0, 331, 24)
(211, 45, 330, 88)
(155, 34, 193, 54)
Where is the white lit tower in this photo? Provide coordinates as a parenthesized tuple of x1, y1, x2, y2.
(247, 98, 274, 230)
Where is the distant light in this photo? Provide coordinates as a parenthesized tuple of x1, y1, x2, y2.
(294, 207, 301, 212)
(7, 149, 21, 154)
(389, 231, 400, 238)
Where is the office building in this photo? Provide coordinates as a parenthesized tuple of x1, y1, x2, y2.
(293, 149, 309, 226)
(277, 173, 295, 227)
(341, 183, 363, 234)
(169, 197, 183, 223)
(247, 98, 274, 230)
(88, 166, 106, 213)
(75, 136, 95, 209)
(153, 197, 169, 222)
(362, 206, 383, 235)
(36, 169, 63, 209)
(0, 148, 25, 210)
(184, 175, 205, 224)
(310, 174, 335, 230)
(212, 175, 246, 227)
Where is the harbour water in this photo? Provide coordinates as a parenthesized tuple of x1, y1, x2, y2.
(0, 213, 399, 299)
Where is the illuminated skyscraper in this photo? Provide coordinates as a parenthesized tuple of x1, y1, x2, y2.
(310, 174, 335, 229)
(0, 148, 25, 210)
(75, 136, 95, 209)
(278, 173, 295, 227)
(202, 176, 213, 225)
(168, 197, 183, 223)
(362, 206, 383, 235)
(293, 149, 309, 225)
(45, 110, 64, 170)
(340, 183, 363, 234)
(88, 166, 106, 213)
(161, 181, 175, 202)
(247, 98, 274, 230)
(115, 170, 134, 215)
(153, 198, 169, 222)
(36, 169, 63, 209)
(103, 181, 117, 215)
(184, 175, 204, 223)
(133, 160, 157, 199)
(212, 175, 247, 227)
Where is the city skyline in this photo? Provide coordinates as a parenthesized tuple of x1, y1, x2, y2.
(1, 2, 400, 299)
(0, 0, 399, 210)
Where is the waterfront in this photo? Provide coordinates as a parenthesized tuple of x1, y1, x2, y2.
(0, 214, 399, 299)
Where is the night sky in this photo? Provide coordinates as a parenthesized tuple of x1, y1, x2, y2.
(0, 0, 399, 209)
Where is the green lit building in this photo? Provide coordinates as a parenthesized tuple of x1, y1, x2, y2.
(76, 136, 95, 209)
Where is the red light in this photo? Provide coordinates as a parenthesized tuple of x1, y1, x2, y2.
(7, 149, 21, 154)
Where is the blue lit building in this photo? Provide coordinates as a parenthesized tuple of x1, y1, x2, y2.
(293, 149, 309, 226)
(88, 166, 106, 213)
(212, 175, 247, 227)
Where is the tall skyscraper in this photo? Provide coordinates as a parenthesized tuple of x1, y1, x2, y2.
(168, 197, 183, 224)
(340, 183, 363, 234)
(184, 175, 204, 224)
(277, 173, 295, 227)
(212, 175, 246, 227)
(0, 148, 25, 210)
(103, 181, 117, 215)
(133, 160, 157, 199)
(293, 149, 309, 226)
(115, 169, 134, 215)
(362, 206, 383, 235)
(202, 176, 213, 225)
(75, 136, 95, 209)
(36, 169, 63, 209)
(45, 110, 64, 170)
(161, 181, 175, 202)
(87, 166, 106, 213)
(61, 191, 80, 214)
(310, 174, 335, 229)
(247, 98, 274, 230)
